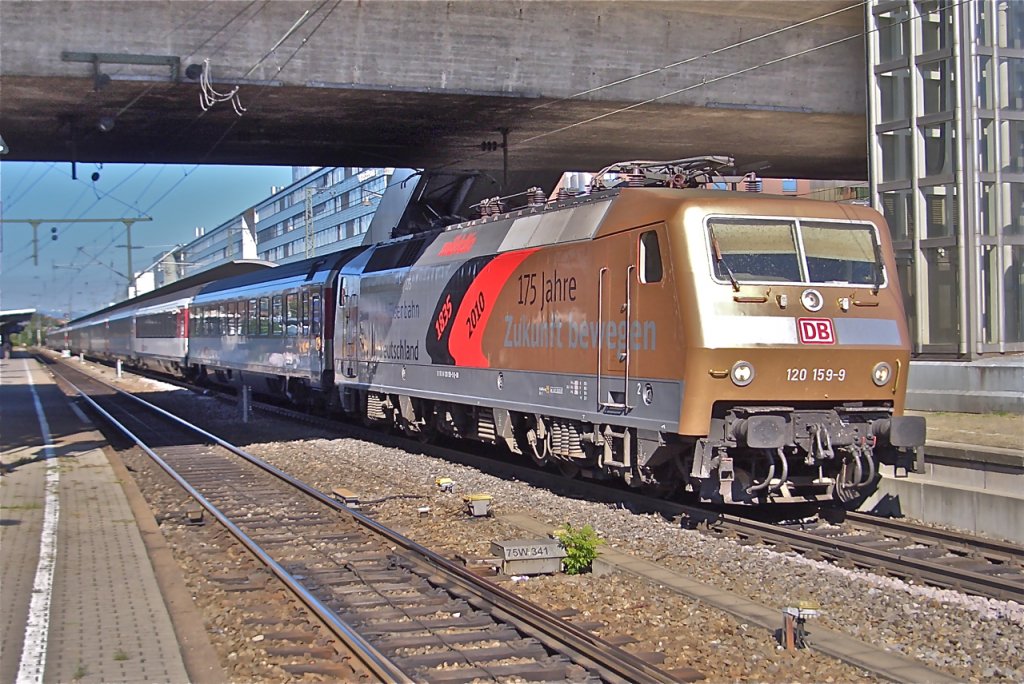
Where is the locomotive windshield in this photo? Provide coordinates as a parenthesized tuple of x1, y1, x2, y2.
(708, 217, 883, 286)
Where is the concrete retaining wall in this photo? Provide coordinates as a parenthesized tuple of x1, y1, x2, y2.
(862, 445, 1024, 543)
(907, 358, 1024, 414)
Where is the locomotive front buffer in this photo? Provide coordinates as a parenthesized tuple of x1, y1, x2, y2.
(693, 407, 926, 504)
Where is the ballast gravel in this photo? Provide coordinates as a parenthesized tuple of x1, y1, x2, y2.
(85, 364, 1024, 682)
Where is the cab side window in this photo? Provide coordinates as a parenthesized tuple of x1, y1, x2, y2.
(639, 230, 663, 283)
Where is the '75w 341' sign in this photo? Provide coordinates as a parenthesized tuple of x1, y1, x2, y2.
(798, 318, 836, 344)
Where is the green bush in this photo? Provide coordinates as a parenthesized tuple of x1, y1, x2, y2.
(554, 523, 605, 575)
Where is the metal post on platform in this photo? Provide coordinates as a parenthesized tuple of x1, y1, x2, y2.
(116, 359, 122, 379)
(240, 385, 251, 423)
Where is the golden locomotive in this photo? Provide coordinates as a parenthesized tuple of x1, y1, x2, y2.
(335, 158, 925, 505)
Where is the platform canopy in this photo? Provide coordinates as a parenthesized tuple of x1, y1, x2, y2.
(0, 308, 36, 341)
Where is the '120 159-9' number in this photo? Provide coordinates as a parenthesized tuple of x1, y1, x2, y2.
(787, 368, 846, 382)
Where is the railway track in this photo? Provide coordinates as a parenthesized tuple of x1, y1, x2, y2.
(213, 378, 1024, 604)
(170, 364, 1022, 605)
(45, 356, 702, 683)
(704, 510, 1024, 603)
(47, 351, 1024, 604)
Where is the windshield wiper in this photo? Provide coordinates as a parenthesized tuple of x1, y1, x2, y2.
(871, 238, 884, 295)
(709, 227, 740, 292)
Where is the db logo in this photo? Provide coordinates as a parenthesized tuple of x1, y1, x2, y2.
(798, 318, 836, 344)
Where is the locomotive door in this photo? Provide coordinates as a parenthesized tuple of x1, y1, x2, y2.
(338, 277, 360, 379)
(597, 232, 636, 411)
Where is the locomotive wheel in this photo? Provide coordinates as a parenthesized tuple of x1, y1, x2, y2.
(640, 479, 679, 498)
(638, 464, 680, 497)
(415, 421, 437, 444)
(558, 461, 581, 479)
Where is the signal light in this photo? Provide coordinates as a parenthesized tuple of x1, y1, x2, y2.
(51, 226, 58, 241)
(872, 362, 892, 387)
(480, 140, 500, 152)
(730, 360, 755, 387)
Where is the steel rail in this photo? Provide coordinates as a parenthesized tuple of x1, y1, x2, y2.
(54, 359, 692, 684)
(711, 513, 1024, 602)
(843, 511, 1024, 562)
(52, 370, 412, 684)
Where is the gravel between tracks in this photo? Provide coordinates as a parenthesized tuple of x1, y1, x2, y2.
(90, 364, 1024, 683)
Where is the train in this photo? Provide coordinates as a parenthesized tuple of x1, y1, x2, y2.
(47, 158, 925, 506)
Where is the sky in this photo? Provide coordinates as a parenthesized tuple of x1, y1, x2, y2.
(0, 161, 293, 318)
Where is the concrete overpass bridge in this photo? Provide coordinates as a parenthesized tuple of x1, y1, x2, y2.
(0, 1, 867, 180)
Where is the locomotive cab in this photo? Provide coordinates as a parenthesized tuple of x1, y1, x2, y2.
(673, 197, 926, 504)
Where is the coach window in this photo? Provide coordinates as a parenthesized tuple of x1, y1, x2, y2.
(272, 295, 283, 335)
(639, 230, 663, 283)
(285, 294, 298, 336)
(259, 297, 270, 336)
(311, 294, 322, 336)
(248, 299, 258, 336)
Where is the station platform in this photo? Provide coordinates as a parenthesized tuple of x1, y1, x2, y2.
(862, 410, 1024, 543)
(0, 352, 216, 683)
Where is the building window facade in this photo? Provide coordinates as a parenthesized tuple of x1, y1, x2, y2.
(868, 0, 1024, 357)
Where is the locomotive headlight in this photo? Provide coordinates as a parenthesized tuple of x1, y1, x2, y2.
(871, 361, 892, 387)
(730, 360, 755, 387)
(801, 288, 824, 312)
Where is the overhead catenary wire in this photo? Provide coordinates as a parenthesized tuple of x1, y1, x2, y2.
(195, 0, 342, 161)
(2, 163, 58, 213)
(199, 1, 328, 116)
(517, 34, 861, 148)
(529, 1, 869, 112)
(4, 1, 269, 267)
(3, 164, 152, 268)
(4, 1, 277, 263)
(435, 0, 967, 173)
(1, 1, 290, 307)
